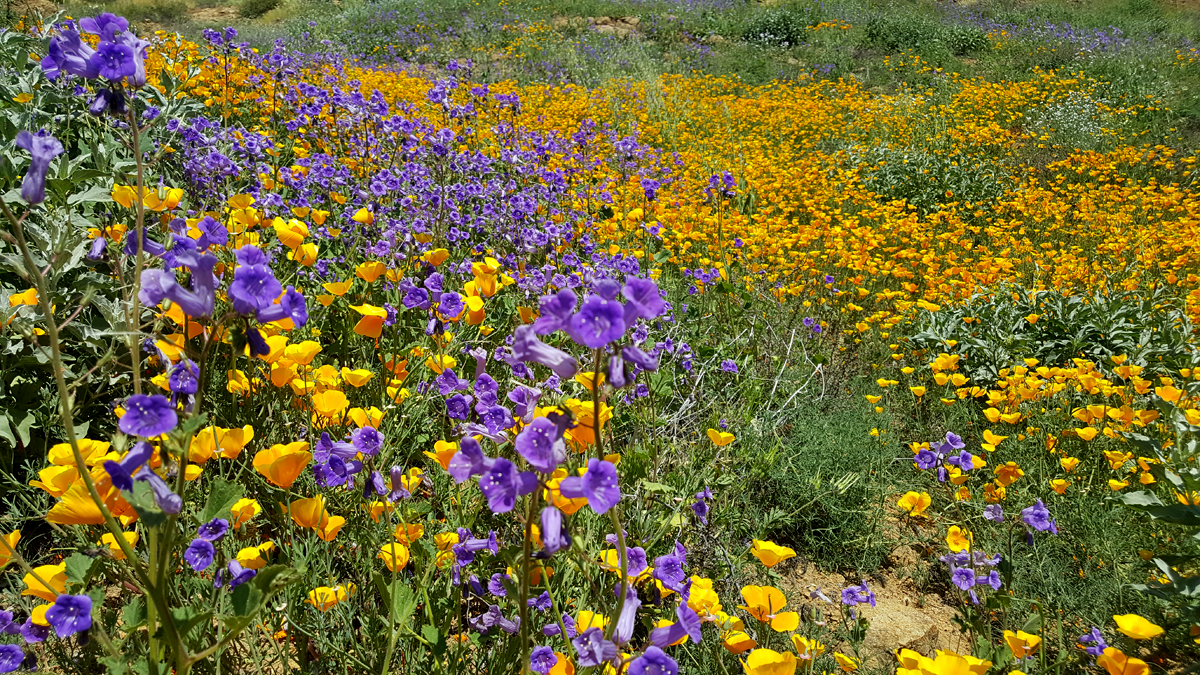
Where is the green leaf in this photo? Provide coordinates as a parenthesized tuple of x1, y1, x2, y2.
(64, 552, 96, 588)
(67, 185, 113, 206)
(171, 606, 212, 639)
(421, 624, 439, 645)
(127, 481, 166, 527)
(391, 584, 418, 630)
(230, 581, 264, 618)
(641, 482, 674, 495)
(122, 598, 147, 629)
(200, 478, 244, 523)
(253, 564, 302, 594)
(1021, 612, 1043, 633)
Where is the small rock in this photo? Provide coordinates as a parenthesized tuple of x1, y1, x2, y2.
(704, 34, 726, 44)
(550, 16, 568, 29)
(863, 604, 939, 656)
(888, 545, 919, 569)
(595, 25, 616, 35)
(594, 16, 613, 26)
(623, 16, 640, 26)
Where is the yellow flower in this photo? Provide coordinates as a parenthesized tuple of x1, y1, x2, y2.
(379, 542, 410, 571)
(1096, 647, 1149, 675)
(897, 491, 931, 517)
(424, 439, 458, 471)
(231, 498, 262, 529)
(341, 368, 374, 387)
(909, 386, 926, 397)
(723, 630, 757, 654)
(424, 354, 457, 374)
(1113, 614, 1163, 640)
(99, 531, 139, 560)
(750, 539, 796, 568)
(289, 496, 330, 530)
(394, 523, 425, 545)
(254, 442, 311, 488)
(1003, 630, 1042, 657)
(311, 389, 349, 419)
(1060, 456, 1080, 472)
(742, 648, 797, 675)
(306, 584, 355, 611)
(1076, 427, 1099, 441)
(945, 525, 972, 553)
(355, 260, 384, 282)
(0, 530, 21, 570)
(576, 610, 608, 631)
(738, 586, 799, 632)
(236, 542, 276, 570)
(792, 634, 825, 660)
(1108, 479, 1130, 491)
(1049, 479, 1070, 494)
(350, 303, 388, 338)
(22, 563, 67, 602)
(707, 429, 735, 446)
(348, 406, 385, 428)
(317, 516, 346, 542)
(834, 652, 860, 672)
(29, 465, 80, 497)
(47, 439, 113, 467)
(994, 462, 1024, 487)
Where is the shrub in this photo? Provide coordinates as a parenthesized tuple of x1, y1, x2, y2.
(742, 3, 822, 48)
(238, 0, 280, 19)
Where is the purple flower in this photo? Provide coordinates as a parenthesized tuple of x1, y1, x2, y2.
(649, 601, 701, 648)
(914, 448, 940, 470)
(533, 289, 578, 334)
(653, 542, 689, 593)
(138, 250, 217, 317)
(504, 325, 578, 379)
(541, 506, 570, 554)
(195, 216, 228, 251)
(950, 567, 976, 591)
(44, 594, 92, 638)
(986, 570, 1002, 590)
(256, 286, 308, 327)
(984, 504, 1004, 523)
(514, 416, 568, 473)
(168, 359, 199, 395)
(119, 394, 177, 437)
(80, 13, 129, 40)
(613, 584, 641, 644)
(720, 359, 739, 374)
(351, 426, 383, 456)
(1021, 499, 1054, 532)
(41, 29, 99, 80)
(481, 405, 515, 435)
(488, 573, 509, 597)
(568, 295, 626, 348)
(478, 458, 538, 513)
(185, 538, 215, 571)
(840, 580, 876, 607)
(573, 627, 618, 668)
(622, 277, 665, 324)
(0, 645, 24, 673)
(508, 385, 543, 422)
(226, 560, 256, 589)
(229, 255, 282, 315)
(447, 437, 494, 484)
(437, 368, 469, 395)
(628, 646, 679, 675)
(19, 615, 49, 642)
(557, 458, 620, 514)
(91, 40, 135, 80)
(530, 646, 557, 674)
(438, 292, 465, 319)
(197, 518, 229, 542)
(621, 345, 659, 371)
(446, 394, 473, 420)
(1079, 627, 1108, 656)
(103, 440, 153, 491)
(134, 465, 182, 513)
(14, 131, 64, 205)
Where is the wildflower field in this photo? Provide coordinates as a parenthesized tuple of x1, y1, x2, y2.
(3, 0, 1200, 673)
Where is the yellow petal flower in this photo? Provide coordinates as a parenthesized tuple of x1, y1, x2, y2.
(22, 563, 67, 602)
(253, 442, 312, 488)
(750, 540, 796, 568)
(1113, 614, 1163, 640)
